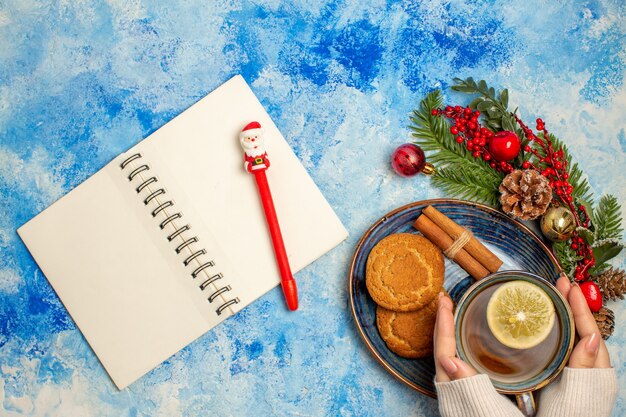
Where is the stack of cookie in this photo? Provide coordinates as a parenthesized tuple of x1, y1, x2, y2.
(365, 233, 445, 358)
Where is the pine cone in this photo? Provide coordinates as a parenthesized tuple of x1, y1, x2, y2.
(593, 306, 615, 340)
(499, 169, 553, 220)
(596, 267, 626, 301)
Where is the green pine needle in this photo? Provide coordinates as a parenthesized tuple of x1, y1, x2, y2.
(592, 194, 623, 240)
(431, 166, 502, 206)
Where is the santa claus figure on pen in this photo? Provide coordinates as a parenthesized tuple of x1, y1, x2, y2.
(240, 121, 270, 173)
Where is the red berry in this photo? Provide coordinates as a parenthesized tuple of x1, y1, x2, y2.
(522, 161, 530, 169)
(488, 131, 521, 162)
(464, 107, 472, 115)
(454, 106, 462, 112)
(450, 126, 459, 135)
(455, 136, 464, 143)
(524, 145, 531, 152)
(579, 281, 603, 312)
(571, 243, 579, 250)
(483, 154, 491, 161)
(490, 162, 496, 168)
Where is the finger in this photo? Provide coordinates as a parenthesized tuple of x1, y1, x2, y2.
(556, 273, 571, 299)
(437, 356, 478, 381)
(568, 284, 612, 368)
(569, 284, 600, 338)
(434, 293, 455, 382)
(595, 342, 612, 368)
(433, 293, 478, 381)
(568, 332, 600, 368)
(434, 294, 456, 358)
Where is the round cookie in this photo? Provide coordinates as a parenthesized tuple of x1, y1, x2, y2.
(376, 296, 439, 358)
(366, 233, 444, 312)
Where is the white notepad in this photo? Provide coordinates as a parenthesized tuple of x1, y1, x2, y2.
(17, 76, 348, 389)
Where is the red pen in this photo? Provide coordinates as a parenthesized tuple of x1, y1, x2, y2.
(239, 121, 298, 311)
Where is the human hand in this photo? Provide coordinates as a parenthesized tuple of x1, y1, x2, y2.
(555, 274, 611, 369)
(434, 292, 478, 382)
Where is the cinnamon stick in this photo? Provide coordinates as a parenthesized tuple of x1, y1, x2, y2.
(423, 205, 503, 273)
(413, 214, 490, 280)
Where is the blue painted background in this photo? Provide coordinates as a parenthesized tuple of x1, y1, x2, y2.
(1, 1, 624, 415)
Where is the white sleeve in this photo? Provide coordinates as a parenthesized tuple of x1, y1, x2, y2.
(435, 374, 524, 417)
(536, 367, 618, 417)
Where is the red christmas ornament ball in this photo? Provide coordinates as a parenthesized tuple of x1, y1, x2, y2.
(579, 281, 603, 313)
(391, 143, 426, 177)
(488, 131, 521, 162)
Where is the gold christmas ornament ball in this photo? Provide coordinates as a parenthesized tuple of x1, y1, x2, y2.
(540, 206, 576, 241)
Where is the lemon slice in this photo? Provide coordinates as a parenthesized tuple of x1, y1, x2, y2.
(486, 281, 555, 349)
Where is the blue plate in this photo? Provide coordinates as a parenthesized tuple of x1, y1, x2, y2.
(348, 199, 561, 398)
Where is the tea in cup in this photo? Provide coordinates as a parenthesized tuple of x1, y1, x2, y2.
(454, 271, 575, 416)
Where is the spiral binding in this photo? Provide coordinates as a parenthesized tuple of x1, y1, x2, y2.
(120, 153, 239, 315)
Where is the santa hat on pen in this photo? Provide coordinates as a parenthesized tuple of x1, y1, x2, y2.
(240, 121, 263, 139)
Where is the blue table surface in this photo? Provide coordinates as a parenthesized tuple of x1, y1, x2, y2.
(1, 1, 625, 416)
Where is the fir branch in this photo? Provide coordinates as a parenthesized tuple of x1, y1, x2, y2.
(592, 194, 623, 240)
(431, 166, 502, 206)
(408, 90, 503, 206)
